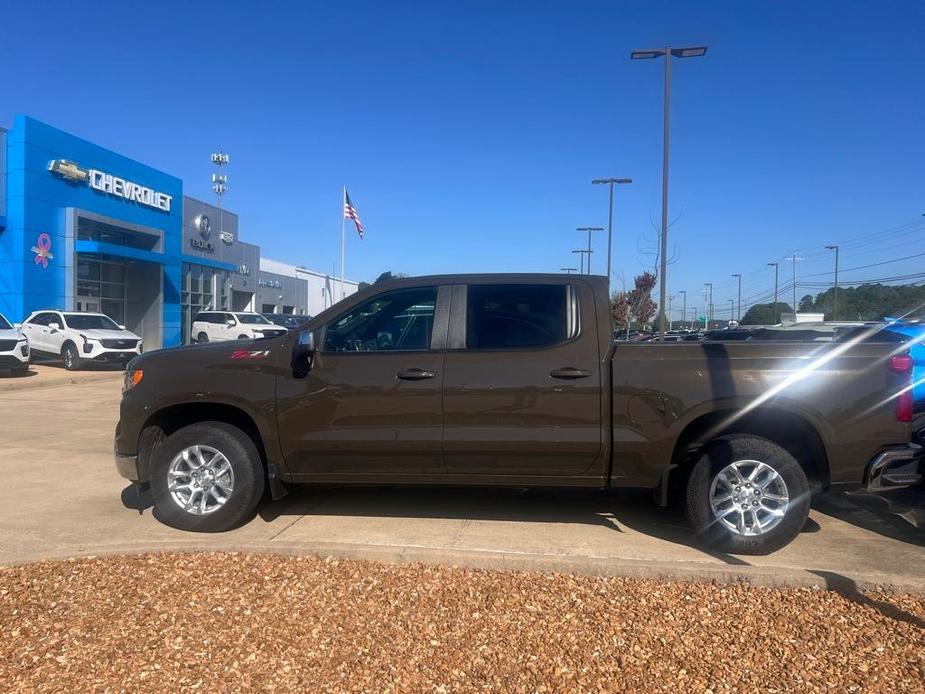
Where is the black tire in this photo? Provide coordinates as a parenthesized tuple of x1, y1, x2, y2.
(150, 422, 265, 532)
(685, 434, 810, 555)
(197, 332, 209, 344)
(62, 343, 83, 371)
(237, 334, 249, 340)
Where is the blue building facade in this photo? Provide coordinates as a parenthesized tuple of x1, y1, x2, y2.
(0, 116, 269, 349)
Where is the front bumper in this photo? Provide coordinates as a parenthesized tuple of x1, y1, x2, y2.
(864, 443, 924, 491)
(0, 352, 29, 368)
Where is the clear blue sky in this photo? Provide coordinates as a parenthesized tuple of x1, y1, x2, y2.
(3, 1, 923, 316)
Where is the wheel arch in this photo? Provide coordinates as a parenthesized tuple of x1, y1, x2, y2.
(136, 402, 268, 484)
(669, 407, 830, 492)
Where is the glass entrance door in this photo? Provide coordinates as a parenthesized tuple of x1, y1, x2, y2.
(77, 256, 125, 324)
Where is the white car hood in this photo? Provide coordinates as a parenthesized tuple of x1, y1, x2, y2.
(0, 328, 24, 341)
(80, 329, 141, 341)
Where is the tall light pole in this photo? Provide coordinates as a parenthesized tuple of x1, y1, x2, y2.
(678, 290, 687, 329)
(210, 151, 229, 239)
(785, 254, 804, 319)
(591, 178, 632, 286)
(728, 299, 735, 320)
(561, 267, 578, 274)
(704, 282, 713, 329)
(572, 249, 590, 274)
(631, 44, 707, 335)
(768, 262, 779, 324)
(668, 294, 675, 330)
(826, 245, 840, 320)
(690, 305, 697, 329)
(731, 273, 742, 321)
(576, 227, 604, 274)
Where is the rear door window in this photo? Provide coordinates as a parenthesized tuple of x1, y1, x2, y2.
(466, 284, 576, 350)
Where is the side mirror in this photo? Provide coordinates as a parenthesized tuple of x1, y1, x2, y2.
(118, 324, 127, 330)
(291, 330, 316, 377)
(226, 319, 236, 327)
(13, 323, 21, 329)
(49, 322, 60, 331)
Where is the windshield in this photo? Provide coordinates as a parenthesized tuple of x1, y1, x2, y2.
(63, 314, 120, 330)
(0, 315, 11, 330)
(236, 313, 272, 325)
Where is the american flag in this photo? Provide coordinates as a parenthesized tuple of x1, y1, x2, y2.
(344, 189, 364, 239)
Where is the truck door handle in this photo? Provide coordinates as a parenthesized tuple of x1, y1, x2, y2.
(550, 368, 591, 379)
(397, 368, 436, 380)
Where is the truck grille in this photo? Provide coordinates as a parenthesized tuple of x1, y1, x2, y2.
(0, 340, 18, 352)
(100, 339, 139, 349)
(257, 329, 287, 339)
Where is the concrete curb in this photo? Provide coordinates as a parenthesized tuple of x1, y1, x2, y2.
(5, 540, 925, 595)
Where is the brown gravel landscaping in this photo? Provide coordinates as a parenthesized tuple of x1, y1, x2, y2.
(1, 552, 924, 692)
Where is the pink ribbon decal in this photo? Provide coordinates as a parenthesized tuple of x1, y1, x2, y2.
(31, 233, 54, 269)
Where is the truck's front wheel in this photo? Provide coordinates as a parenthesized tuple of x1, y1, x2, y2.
(150, 422, 265, 532)
(685, 434, 810, 555)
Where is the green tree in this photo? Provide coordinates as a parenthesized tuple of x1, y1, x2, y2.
(798, 294, 815, 312)
(741, 302, 793, 325)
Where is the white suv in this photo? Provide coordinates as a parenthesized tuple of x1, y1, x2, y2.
(191, 311, 289, 343)
(21, 311, 142, 371)
(0, 312, 30, 376)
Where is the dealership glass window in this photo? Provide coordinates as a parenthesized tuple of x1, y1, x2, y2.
(182, 263, 230, 343)
(76, 255, 125, 325)
(77, 216, 159, 251)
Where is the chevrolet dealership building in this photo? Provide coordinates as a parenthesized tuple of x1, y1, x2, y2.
(0, 116, 359, 349)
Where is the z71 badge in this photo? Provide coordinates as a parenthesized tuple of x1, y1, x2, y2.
(230, 349, 271, 360)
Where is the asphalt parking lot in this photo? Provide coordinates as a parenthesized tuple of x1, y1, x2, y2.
(1, 364, 923, 591)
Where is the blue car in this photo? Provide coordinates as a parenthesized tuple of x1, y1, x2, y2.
(882, 319, 925, 407)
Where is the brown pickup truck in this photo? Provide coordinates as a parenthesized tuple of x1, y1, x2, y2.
(114, 274, 923, 554)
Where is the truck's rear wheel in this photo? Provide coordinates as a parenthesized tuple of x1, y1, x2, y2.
(197, 332, 209, 344)
(685, 434, 810, 555)
(150, 422, 265, 532)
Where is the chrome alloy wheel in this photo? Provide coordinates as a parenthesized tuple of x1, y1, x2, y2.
(709, 459, 789, 536)
(167, 445, 235, 515)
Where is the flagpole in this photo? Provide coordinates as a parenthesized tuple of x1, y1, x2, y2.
(340, 186, 346, 301)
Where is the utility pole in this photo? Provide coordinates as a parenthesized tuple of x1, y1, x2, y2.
(785, 254, 804, 320)
(678, 290, 687, 329)
(826, 245, 840, 320)
(668, 294, 674, 330)
(728, 299, 735, 321)
(767, 262, 779, 324)
(731, 273, 742, 321)
(704, 282, 713, 329)
(631, 45, 707, 336)
(576, 227, 604, 274)
(591, 178, 632, 287)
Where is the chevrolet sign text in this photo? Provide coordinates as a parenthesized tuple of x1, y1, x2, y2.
(88, 170, 172, 212)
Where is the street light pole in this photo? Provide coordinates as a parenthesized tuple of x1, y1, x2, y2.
(785, 254, 804, 319)
(728, 299, 735, 321)
(703, 282, 713, 329)
(767, 262, 779, 324)
(668, 294, 674, 330)
(576, 227, 604, 274)
(731, 273, 742, 321)
(592, 178, 632, 287)
(572, 249, 590, 274)
(678, 290, 687, 329)
(826, 245, 840, 320)
(631, 44, 707, 336)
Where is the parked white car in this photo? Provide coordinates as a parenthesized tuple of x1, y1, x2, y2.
(190, 311, 289, 344)
(21, 311, 142, 371)
(0, 312, 30, 376)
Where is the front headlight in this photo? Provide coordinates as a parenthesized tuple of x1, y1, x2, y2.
(123, 368, 144, 394)
(80, 334, 99, 354)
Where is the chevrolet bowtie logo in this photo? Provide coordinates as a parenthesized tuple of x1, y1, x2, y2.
(48, 159, 89, 183)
